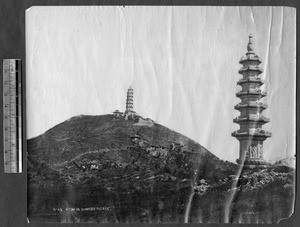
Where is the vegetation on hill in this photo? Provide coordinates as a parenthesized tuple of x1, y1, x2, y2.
(27, 115, 295, 223)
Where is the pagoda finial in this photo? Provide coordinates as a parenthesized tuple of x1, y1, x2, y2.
(247, 34, 254, 52)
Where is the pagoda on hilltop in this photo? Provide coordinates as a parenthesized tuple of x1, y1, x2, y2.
(113, 86, 139, 120)
(125, 86, 134, 114)
(232, 34, 271, 168)
(112, 86, 154, 125)
(123, 86, 138, 120)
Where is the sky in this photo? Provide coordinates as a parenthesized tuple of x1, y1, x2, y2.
(26, 6, 296, 163)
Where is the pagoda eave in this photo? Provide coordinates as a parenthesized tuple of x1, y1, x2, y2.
(237, 79, 264, 86)
(231, 131, 272, 139)
(238, 68, 263, 74)
(239, 58, 262, 64)
(233, 117, 270, 123)
(234, 104, 267, 110)
(236, 91, 266, 98)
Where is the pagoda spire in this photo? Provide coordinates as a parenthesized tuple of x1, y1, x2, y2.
(247, 34, 254, 52)
(232, 35, 271, 168)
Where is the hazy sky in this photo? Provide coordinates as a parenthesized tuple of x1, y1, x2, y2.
(26, 6, 296, 163)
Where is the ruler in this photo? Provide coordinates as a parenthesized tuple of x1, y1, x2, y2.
(3, 59, 22, 173)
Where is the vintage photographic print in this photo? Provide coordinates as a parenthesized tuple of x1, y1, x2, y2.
(26, 6, 295, 223)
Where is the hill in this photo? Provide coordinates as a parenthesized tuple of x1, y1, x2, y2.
(28, 115, 212, 164)
(27, 114, 295, 223)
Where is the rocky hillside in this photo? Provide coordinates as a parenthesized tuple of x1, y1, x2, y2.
(28, 115, 215, 164)
(27, 114, 295, 223)
(273, 157, 295, 170)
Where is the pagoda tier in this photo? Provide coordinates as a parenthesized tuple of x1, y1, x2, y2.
(238, 65, 263, 74)
(237, 77, 264, 86)
(232, 34, 271, 168)
(236, 90, 266, 98)
(234, 102, 268, 110)
(239, 53, 262, 64)
(233, 115, 270, 123)
(232, 129, 272, 138)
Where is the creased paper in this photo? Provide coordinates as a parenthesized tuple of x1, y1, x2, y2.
(26, 6, 296, 223)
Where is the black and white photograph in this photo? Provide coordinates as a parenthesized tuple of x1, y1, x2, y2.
(26, 6, 296, 223)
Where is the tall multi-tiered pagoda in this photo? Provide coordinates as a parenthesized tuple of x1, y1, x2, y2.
(232, 34, 271, 168)
(113, 86, 137, 119)
(125, 86, 134, 114)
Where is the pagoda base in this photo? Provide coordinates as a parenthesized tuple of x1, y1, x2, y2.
(236, 158, 269, 169)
